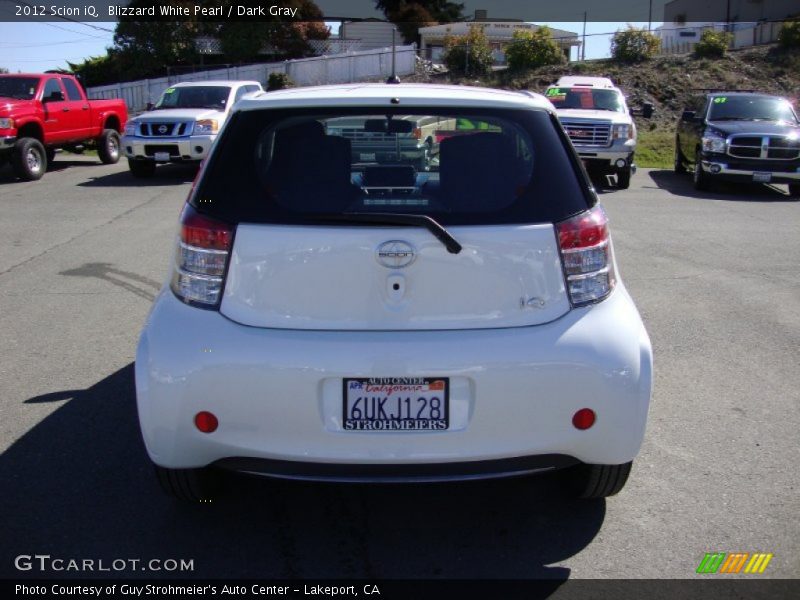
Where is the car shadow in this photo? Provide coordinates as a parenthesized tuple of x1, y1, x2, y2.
(648, 169, 796, 201)
(77, 163, 198, 188)
(0, 364, 605, 584)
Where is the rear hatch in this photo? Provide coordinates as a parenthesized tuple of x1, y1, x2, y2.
(191, 105, 593, 331)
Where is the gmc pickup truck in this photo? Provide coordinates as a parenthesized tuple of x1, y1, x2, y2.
(675, 91, 800, 196)
(0, 73, 127, 181)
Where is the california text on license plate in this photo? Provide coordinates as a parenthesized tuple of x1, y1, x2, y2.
(753, 172, 771, 183)
(343, 377, 449, 431)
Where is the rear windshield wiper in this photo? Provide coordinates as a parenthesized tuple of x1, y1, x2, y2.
(315, 212, 462, 254)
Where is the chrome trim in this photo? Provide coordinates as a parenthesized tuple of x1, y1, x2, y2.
(701, 161, 800, 180)
(727, 133, 800, 161)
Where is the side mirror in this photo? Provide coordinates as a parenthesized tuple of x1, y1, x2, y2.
(146, 102, 155, 111)
(641, 102, 654, 119)
(43, 91, 64, 103)
(681, 110, 696, 122)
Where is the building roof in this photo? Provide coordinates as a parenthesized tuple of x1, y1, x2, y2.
(419, 22, 580, 45)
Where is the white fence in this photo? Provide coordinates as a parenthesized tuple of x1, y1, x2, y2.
(659, 21, 785, 55)
(86, 45, 416, 113)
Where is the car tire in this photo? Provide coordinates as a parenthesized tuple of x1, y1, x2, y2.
(154, 465, 220, 503)
(674, 142, 686, 173)
(564, 461, 633, 499)
(617, 167, 631, 189)
(789, 184, 800, 198)
(11, 137, 47, 181)
(693, 149, 710, 191)
(128, 158, 156, 178)
(98, 129, 121, 164)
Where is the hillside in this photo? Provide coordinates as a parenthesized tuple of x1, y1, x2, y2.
(408, 44, 800, 167)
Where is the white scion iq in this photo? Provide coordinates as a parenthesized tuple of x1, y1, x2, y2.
(135, 83, 653, 502)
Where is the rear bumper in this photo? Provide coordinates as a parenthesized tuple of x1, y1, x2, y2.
(136, 285, 653, 473)
(122, 134, 215, 162)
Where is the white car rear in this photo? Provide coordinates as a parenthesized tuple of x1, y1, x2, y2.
(135, 84, 653, 502)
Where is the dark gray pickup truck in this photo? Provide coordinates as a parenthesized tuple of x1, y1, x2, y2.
(675, 91, 800, 196)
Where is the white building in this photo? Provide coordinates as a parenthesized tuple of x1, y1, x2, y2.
(419, 21, 581, 64)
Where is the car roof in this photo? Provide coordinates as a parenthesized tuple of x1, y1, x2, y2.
(236, 83, 555, 112)
(705, 91, 783, 99)
(171, 80, 261, 88)
(553, 76, 617, 90)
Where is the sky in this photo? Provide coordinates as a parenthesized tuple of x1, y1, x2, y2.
(0, 21, 661, 74)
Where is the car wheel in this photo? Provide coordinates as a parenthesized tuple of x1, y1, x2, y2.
(98, 129, 121, 164)
(154, 464, 220, 503)
(674, 142, 686, 173)
(128, 158, 156, 178)
(11, 137, 47, 181)
(617, 167, 631, 189)
(564, 461, 633, 499)
(693, 149, 710, 191)
(789, 184, 800, 198)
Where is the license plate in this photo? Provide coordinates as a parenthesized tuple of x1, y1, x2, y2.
(359, 153, 376, 161)
(343, 377, 449, 431)
(154, 152, 170, 162)
(753, 172, 771, 183)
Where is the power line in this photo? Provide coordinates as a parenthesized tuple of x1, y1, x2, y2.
(42, 22, 113, 39)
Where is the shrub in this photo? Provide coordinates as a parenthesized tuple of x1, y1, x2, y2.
(267, 72, 294, 91)
(611, 26, 661, 62)
(443, 26, 494, 77)
(694, 29, 732, 58)
(505, 27, 566, 71)
(778, 20, 800, 48)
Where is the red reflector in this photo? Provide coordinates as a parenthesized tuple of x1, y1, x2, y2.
(557, 206, 609, 250)
(195, 411, 219, 433)
(572, 408, 596, 430)
(180, 204, 233, 251)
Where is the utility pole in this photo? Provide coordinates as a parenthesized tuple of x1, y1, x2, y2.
(581, 12, 587, 61)
(648, 0, 653, 31)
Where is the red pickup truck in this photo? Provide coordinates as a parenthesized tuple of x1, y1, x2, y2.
(0, 73, 127, 181)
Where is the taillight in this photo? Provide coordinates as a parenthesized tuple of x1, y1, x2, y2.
(170, 204, 234, 308)
(412, 127, 422, 139)
(556, 205, 616, 306)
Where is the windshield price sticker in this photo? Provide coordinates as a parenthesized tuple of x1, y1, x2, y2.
(343, 377, 449, 431)
(714, 97, 728, 103)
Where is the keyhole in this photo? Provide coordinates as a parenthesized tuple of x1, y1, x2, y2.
(392, 283, 400, 291)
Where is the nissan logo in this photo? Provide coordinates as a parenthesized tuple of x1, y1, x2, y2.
(158, 125, 168, 134)
(376, 241, 416, 268)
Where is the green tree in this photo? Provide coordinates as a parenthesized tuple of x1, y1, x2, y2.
(505, 27, 566, 71)
(611, 26, 661, 63)
(694, 29, 732, 58)
(778, 19, 800, 48)
(376, 1, 464, 43)
(0, 67, 8, 74)
(443, 25, 493, 77)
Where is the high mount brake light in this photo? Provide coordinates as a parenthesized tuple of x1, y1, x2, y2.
(556, 205, 616, 306)
(170, 204, 234, 308)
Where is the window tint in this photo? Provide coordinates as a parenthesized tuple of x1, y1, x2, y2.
(546, 88, 625, 113)
(194, 107, 591, 226)
(42, 79, 63, 101)
(0, 76, 38, 100)
(61, 78, 83, 101)
(708, 96, 798, 122)
(156, 86, 230, 109)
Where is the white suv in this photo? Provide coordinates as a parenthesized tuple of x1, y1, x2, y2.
(122, 80, 262, 177)
(544, 76, 650, 189)
(135, 84, 653, 502)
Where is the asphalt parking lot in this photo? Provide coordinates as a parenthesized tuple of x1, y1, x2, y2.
(0, 156, 798, 580)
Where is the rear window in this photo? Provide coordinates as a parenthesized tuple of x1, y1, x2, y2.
(193, 106, 591, 226)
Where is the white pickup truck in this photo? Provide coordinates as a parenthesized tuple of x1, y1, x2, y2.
(544, 76, 652, 189)
(122, 80, 262, 177)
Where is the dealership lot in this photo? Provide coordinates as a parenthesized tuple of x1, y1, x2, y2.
(0, 157, 798, 578)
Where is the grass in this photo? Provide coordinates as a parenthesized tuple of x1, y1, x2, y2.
(636, 128, 674, 169)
